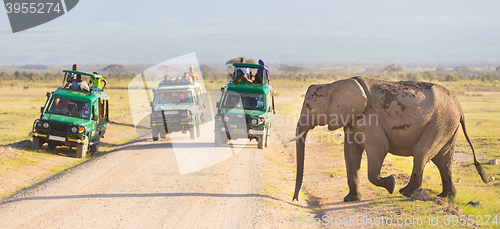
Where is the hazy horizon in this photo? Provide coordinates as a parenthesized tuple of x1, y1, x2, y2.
(1, 0, 499, 66)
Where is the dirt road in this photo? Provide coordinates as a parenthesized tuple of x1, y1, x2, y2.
(0, 131, 268, 228)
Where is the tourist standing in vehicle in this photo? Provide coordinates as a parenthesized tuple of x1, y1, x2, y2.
(180, 72, 193, 84)
(89, 72, 107, 92)
(234, 69, 252, 83)
(187, 66, 199, 82)
(70, 74, 90, 92)
(234, 58, 248, 75)
(64, 64, 78, 88)
(159, 75, 175, 85)
(255, 59, 269, 84)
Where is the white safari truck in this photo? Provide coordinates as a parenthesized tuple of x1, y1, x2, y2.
(149, 82, 205, 140)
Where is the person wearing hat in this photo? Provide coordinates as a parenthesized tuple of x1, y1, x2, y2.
(187, 66, 199, 82)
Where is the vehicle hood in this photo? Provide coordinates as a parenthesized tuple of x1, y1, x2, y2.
(154, 104, 195, 111)
(43, 113, 91, 125)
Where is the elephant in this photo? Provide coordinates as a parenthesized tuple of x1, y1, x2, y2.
(289, 76, 487, 202)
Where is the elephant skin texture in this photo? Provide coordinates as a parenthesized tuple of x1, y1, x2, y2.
(292, 76, 488, 202)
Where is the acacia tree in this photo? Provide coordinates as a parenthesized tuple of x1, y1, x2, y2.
(382, 64, 404, 74)
(453, 66, 469, 76)
(278, 64, 303, 74)
(225, 57, 256, 65)
(102, 64, 126, 75)
(199, 64, 215, 73)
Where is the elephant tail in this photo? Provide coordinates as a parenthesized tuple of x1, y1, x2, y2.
(460, 117, 488, 183)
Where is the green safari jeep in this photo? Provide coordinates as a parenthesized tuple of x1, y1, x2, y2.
(32, 70, 109, 158)
(214, 63, 275, 149)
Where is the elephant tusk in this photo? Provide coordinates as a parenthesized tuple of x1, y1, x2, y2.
(285, 130, 307, 143)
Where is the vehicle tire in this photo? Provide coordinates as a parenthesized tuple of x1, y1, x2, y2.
(32, 137, 43, 151)
(152, 126, 159, 140)
(189, 125, 196, 139)
(221, 132, 228, 144)
(215, 130, 228, 146)
(196, 119, 201, 138)
(48, 141, 57, 150)
(76, 136, 89, 158)
(257, 135, 265, 149)
(160, 130, 166, 138)
(264, 129, 269, 147)
(89, 134, 100, 154)
(200, 114, 205, 124)
(214, 130, 222, 147)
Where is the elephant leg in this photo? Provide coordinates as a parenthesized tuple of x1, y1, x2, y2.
(366, 149, 395, 194)
(431, 132, 457, 200)
(343, 140, 364, 202)
(399, 126, 450, 197)
(399, 157, 428, 197)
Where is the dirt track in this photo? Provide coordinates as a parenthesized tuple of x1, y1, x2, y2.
(0, 132, 268, 228)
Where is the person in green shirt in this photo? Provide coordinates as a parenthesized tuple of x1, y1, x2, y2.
(89, 72, 107, 92)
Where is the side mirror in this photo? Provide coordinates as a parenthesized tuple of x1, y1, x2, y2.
(220, 87, 225, 91)
(40, 107, 44, 114)
(216, 102, 220, 108)
(268, 106, 273, 113)
(150, 102, 153, 107)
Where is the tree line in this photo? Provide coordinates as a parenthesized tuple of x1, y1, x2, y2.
(0, 70, 137, 82)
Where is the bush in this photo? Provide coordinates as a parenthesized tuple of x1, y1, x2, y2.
(445, 74, 458, 82)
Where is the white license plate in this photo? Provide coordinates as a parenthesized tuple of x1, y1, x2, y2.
(49, 135, 66, 142)
(249, 129, 264, 135)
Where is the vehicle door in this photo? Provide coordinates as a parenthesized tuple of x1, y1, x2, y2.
(97, 98, 108, 136)
(267, 91, 275, 130)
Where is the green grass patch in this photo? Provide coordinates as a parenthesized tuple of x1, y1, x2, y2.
(0, 149, 52, 175)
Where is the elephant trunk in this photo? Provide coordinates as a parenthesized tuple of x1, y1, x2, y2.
(292, 125, 310, 201)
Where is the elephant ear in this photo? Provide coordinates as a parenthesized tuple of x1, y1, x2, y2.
(328, 78, 368, 128)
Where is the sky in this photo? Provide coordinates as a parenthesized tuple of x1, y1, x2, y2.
(1, 0, 500, 66)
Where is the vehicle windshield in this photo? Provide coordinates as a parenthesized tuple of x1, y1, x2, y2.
(223, 91, 265, 110)
(48, 97, 90, 118)
(154, 91, 193, 104)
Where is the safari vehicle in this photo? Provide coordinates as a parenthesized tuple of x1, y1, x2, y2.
(214, 63, 275, 149)
(150, 82, 205, 141)
(32, 70, 109, 158)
